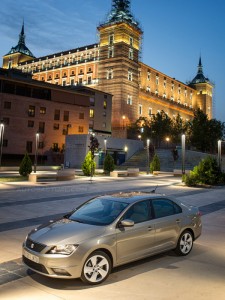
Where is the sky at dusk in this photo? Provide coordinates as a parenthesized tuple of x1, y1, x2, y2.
(0, 0, 224, 122)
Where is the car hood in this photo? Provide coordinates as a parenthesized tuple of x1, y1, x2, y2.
(29, 218, 106, 246)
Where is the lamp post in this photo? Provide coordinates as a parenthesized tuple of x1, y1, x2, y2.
(34, 133, 39, 173)
(0, 121, 5, 167)
(218, 140, 222, 171)
(138, 134, 141, 141)
(181, 134, 185, 175)
(146, 139, 150, 174)
(104, 138, 107, 155)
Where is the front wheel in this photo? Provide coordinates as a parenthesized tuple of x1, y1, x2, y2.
(81, 251, 112, 285)
(175, 230, 193, 256)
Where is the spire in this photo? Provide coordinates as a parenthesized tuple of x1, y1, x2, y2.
(103, 0, 141, 31)
(18, 21, 25, 45)
(190, 56, 209, 84)
(5, 21, 35, 58)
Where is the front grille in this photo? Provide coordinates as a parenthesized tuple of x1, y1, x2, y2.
(26, 238, 46, 253)
(23, 256, 48, 274)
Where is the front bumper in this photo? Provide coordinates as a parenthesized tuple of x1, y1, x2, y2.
(22, 246, 83, 279)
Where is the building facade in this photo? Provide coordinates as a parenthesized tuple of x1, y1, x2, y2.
(2, 0, 213, 137)
(0, 68, 112, 164)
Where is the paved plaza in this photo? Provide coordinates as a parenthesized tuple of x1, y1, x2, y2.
(0, 174, 225, 300)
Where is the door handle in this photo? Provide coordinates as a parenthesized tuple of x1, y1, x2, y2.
(176, 219, 181, 224)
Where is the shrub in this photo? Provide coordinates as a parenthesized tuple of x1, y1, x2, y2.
(150, 154, 160, 173)
(103, 154, 115, 174)
(19, 153, 32, 176)
(82, 151, 96, 176)
(183, 156, 223, 186)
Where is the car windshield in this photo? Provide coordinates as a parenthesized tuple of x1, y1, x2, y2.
(69, 198, 129, 225)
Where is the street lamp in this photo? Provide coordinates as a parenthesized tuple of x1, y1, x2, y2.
(218, 140, 222, 171)
(0, 121, 5, 167)
(146, 139, 150, 174)
(34, 132, 39, 173)
(165, 137, 170, 148)
(122, 115, 125, 129)
(181, 134, 185, 174)
(104, 138, 107, 155)
(138, 135, 141, 141)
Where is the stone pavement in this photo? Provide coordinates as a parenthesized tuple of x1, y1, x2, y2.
(0, 174, 225, 300)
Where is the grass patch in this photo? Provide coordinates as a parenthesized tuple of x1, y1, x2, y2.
(0, 176, 28, 182)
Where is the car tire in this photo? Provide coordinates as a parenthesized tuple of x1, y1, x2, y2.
(175, 230, 193, 256)
(81, 251, 112, 285)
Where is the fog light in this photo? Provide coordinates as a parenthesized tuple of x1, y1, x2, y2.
(52, 268, 71, 276)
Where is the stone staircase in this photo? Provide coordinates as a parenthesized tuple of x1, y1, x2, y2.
(118, 148, 213, 172)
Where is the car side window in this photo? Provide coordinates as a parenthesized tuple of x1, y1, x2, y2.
(122, 200, 152, 224)
(152, 199, 182, 219)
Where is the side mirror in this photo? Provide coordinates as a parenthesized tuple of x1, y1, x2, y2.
(119, 219, 134, 227)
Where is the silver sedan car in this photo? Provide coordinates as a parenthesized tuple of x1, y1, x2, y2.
(22, 192, 202, 285)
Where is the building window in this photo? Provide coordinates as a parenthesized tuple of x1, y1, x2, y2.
(155, 89, 158, 95)
(147, 71, 151, 81)
(28, 120, 34, 128)
(53, 123, 59, 130)
(190, 92, 193, 100)
(28, 105, 35, 117)
(4, 101, 11, 109)
(38, 122, 45, 133)
(62, 80, 66, 86)
(163, 80, 166, 88)
(163, 93, 166, 99)
(90, 109, 94, 118)
(54, 109, 60, 120)
(87, 76, 92, 84)
(148, 107, 152, 116)
(129, 37, 133, 46)
(63, 111, 69, 122)
(88, 67, 92, 72)
(78, 126, 84, 133)
(102, 122, 106, 128)
(108, 47, 114, 58)
(171, 82, 174, 91)
(38, 142, 44, 149)
(146, 86, 150, 92)
(129, 48, 133, 60)
(128, 71, 133, 81)
(90, 97, 95, 106)
(139, 104, 142, 115)
(26, 141, 33, 153)
(184, 89, 187, 97)
(79, 112, 84, 119)
(2, 117, 9, 125)
(127, 95, 132, 105)
(107, 69, 113, 80)
(109, 34, 114, 45)
(71, 79, 75, 85)
(103, 111, 106, 117)
(178, 86, 181, 94)
(40, 107, 46, 114)
(156, 76, 159, 85)
(52, 143, 59, 152)
(103, 100, 107, 109)
(78, 77, 83, 85)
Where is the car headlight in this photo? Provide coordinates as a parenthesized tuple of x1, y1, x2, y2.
(48, 244, 78, 255)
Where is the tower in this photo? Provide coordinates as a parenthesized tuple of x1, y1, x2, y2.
(189, 57, 213, 119)
(97, 0, 143, 136)
(2, 22, 35, 69)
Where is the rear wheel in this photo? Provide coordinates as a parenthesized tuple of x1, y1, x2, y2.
(81, 251, 112, 285)
(175, 230, 193, 256)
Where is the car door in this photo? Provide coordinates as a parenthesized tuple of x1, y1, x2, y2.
(151, 198, 182, 251)
(115, 200, 156, 265)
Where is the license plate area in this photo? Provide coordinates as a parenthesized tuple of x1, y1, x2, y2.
(24, 249, 39, 263)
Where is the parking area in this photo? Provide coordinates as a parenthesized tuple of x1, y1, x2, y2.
(0, 175, 225, 300)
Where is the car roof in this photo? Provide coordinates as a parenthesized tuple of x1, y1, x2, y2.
(98, 192, 166, 204)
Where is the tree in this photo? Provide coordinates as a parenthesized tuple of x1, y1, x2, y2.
(82, 151, 96, 176)
(189, 109, 225, 152)
(171, 114, 187, 145)
(150, 111, 172, 147)
(150, 154, 160, 173)
(103, 154, 115, 174)
(19, 153, 32, 176)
